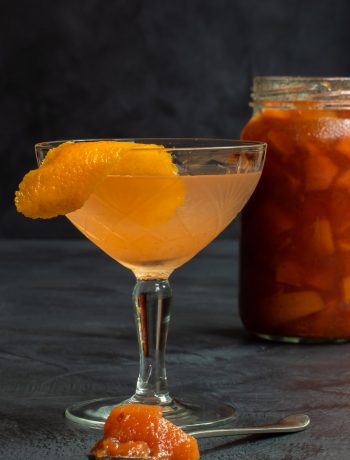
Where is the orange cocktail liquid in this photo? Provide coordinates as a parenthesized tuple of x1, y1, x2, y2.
(68, 173, 260, 278)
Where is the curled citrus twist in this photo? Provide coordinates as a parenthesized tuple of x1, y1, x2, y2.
(15, 141, 183, 221)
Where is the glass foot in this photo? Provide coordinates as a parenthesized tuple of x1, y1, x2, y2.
(65, 396, 237, 430)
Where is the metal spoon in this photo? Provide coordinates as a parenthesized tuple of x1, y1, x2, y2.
(96, 413, 310, 459)
(190, 413, 310, 438)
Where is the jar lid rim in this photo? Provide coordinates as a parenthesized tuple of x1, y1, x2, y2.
(254, 76, 350, 81)
(252, 77, 350, 103)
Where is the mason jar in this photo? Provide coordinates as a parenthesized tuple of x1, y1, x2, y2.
(240, 77, 350, 342)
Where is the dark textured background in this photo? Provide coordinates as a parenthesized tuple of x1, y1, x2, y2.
(2, 0, 350, 238)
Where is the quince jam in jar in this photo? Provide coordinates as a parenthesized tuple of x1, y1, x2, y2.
(240, 77, 350, 342)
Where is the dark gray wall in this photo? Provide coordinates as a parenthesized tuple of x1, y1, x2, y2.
(2, 0, 350, 238)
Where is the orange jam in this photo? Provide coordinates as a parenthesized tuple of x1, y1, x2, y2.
(91, 404, 200, 459)
(240, 77, 350, 341)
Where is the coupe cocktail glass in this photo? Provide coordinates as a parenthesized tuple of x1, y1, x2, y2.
(35, 138, 266, 430)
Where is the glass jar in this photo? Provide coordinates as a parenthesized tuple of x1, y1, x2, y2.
(240, 77, 350, 342)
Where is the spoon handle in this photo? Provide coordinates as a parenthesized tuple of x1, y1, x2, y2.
(189, 414, 310, 439)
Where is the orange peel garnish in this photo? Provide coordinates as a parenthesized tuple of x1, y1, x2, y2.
(15, 141, 183, 220)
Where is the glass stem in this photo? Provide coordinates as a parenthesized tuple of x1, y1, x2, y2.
(132, 278, 172, 405)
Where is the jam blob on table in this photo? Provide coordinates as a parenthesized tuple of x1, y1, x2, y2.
(91, 404, 200, 459)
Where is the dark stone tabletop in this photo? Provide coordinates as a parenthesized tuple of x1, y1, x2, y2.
(1, 238, 349, 459)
